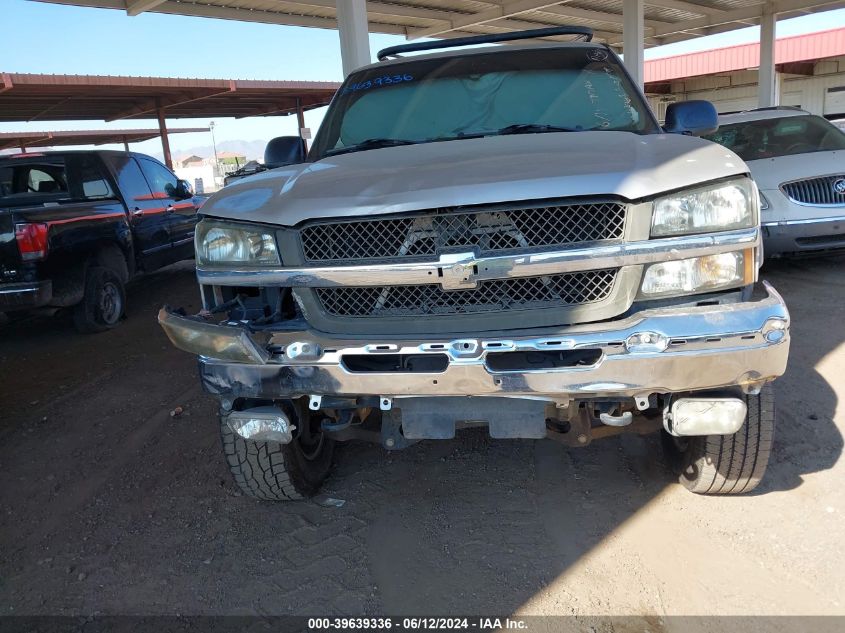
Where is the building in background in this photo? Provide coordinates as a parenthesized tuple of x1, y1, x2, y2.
(645, 28, 845, 123)
(215, 151, 248, 178)
(174, 155, 219, 194)
(173, 150, 255, 193)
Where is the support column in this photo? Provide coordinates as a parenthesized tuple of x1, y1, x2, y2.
(296, 97, 308, 152)
(623, 0, 645, 90)
(336, 0, 371, 76)
(758, 5, 779, 108)
(123, 140, 130, 152)
(156, 100, 173, 169)
(19, 142, 26, 154)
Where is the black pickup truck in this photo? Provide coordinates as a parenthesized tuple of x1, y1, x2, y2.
(0, 150, 200, 332)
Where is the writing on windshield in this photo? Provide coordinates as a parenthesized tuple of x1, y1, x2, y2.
(311, 47, 658, 159)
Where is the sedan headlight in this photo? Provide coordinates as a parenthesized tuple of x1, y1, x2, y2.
(651, 179, 756, 237)
(196, 220, 280, 266)
(640, 250, 753, 298)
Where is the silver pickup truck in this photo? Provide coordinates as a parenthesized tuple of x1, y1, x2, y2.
(160, 27, 790, 501)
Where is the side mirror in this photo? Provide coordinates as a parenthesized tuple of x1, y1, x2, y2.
(264, 136, 306, 168)
(663, 100, 719, 137)
(174, 179, 194, 200)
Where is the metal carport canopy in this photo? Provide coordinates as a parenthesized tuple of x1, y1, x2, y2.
(0, 72, 340, 167)
(31, 0, 845, 48)
(0, 127, 210, 152)
(26, 1, 845, 118)
(0, 73, 339, 122)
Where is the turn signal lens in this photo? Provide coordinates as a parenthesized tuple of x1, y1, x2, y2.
(640, 251, 751, 298)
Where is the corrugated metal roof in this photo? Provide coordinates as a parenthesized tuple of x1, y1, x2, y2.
(0, 73, 340, 122)
(28, 0, 845, 48)
(644, 27, 845, 83)
(0, 127, 208, 151)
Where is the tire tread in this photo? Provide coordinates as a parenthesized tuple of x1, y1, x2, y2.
(220, 413, 332, 501)
(675, 386, 775, 495)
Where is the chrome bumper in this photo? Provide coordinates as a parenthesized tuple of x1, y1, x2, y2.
(763, 214, 845, 256)
(159, 282, 790, 403)
(0, 280, 52, 310)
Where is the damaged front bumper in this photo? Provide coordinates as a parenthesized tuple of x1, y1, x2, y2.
(159, 281, 790, 404)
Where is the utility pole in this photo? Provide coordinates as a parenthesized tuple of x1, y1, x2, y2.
(209, 121, 220, 186)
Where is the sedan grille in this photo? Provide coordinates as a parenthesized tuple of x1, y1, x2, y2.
(315, 269, 617, 318)
(300, 201, 626, 264)
(781, 175, 845, 206)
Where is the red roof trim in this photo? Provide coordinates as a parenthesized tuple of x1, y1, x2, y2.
(645, 27, 845, 84)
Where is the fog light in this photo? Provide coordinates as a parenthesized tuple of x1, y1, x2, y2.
(227, 407, 295, 444)
(625, 331, 669, 353)
(666, 398, 747, 436)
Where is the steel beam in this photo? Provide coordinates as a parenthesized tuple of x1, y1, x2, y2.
(406, 0, 568, 40)
(125, 0, 166, 16)
(156, 102, 172, 169)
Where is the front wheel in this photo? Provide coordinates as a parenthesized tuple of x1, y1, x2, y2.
(662, 386, 774, 495)
(221, 404, 334, 501)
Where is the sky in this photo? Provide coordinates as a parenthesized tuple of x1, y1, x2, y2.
(1, 0, 844, 158)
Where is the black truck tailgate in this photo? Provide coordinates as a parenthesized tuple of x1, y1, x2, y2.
(0, 209, 23, 281)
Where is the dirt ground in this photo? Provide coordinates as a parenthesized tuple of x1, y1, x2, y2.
(1, 257, 843, 620)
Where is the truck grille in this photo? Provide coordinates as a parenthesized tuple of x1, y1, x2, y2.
(781, 175, 845, 206)
(300, 201, 626, 264)
(315, 269, 618, 318)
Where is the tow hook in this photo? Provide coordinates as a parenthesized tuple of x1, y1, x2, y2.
(599, 411, 633, 427)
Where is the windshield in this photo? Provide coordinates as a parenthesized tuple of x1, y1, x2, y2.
(703, 115, 845, 161)
(310, 46, 658, 160)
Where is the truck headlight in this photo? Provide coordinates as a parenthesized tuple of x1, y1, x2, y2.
(640, 250, 753, 298)
(651, 179, 756, 237)
(196, 220, 280, 266)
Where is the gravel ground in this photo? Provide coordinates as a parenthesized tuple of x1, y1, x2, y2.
(0, 257, 843, 620)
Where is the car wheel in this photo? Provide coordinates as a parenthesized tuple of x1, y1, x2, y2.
(662, 385, 774, 495)
(72, 266, 126, 334)
(221, 403, 334, 501)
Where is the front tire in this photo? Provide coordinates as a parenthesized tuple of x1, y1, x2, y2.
(73, 266, 125, 333)
(221, 405, 334, 501)
(662, 386, 774, 495)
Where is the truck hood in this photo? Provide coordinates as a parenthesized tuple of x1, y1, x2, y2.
(744, 150, 844, 190)
(203, 131, 748, 226)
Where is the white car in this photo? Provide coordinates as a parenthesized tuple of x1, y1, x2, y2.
(704, 107, 845, 257)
